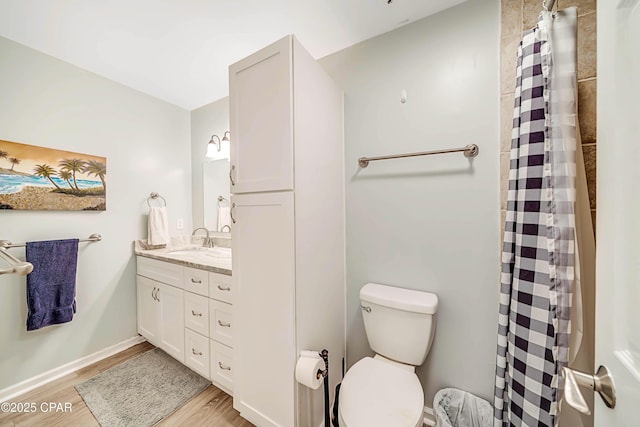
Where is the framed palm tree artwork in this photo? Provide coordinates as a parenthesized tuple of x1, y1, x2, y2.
(0, 140, 106, 211)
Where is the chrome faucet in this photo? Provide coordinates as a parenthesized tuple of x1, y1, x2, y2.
(192, 227, 214, 247)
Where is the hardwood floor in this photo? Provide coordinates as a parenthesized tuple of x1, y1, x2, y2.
(0, 341, 253, 427)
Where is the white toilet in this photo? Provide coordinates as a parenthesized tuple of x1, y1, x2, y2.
(338, 283, 439, 427)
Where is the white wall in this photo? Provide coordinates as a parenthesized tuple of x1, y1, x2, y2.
(319, 0, 500, 405)
(0, 36, 191, 391)
(190, 97, 229, 229)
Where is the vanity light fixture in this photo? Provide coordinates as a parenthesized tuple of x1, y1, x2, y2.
(206, 131, 230, 160)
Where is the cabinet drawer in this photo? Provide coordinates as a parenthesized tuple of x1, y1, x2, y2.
(210, 300, 233, 347)
(184, 267, 209, 296)
(209, 272, 232, 304)
(185, 329, 210, 378)
(184, 292, 209, 337)
(136, 256, 183, 288)
(210, 340, 233, 393)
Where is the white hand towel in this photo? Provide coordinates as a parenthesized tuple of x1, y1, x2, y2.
(217, 207, 232, 232)
(148, 206, 169, 246)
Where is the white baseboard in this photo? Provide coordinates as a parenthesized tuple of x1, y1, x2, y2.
(0, 335, 146, 403)
(424, 405, 436, 426)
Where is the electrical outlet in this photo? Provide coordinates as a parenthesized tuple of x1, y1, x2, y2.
(177, 218, 184, 230)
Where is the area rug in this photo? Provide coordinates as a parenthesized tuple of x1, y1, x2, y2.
(75, 348, 211, 427)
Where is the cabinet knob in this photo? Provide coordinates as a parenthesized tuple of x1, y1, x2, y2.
(191, 310, 203, 317)
(192, 348, 203, 356)
(219, 362, 231, 371)
(217, 284, 231, 291)
(218, 320, 231, 327)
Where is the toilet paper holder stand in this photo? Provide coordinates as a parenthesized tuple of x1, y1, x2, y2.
(299, 349, 330, 426)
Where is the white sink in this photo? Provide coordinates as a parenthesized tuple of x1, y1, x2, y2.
(166, 247, 231, 258)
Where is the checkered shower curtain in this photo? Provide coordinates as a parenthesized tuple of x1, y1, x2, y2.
(494, 9, 578, 427)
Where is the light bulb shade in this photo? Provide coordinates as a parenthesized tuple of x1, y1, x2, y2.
(220, 138, 230, 159)
(206, 141, 219, 159)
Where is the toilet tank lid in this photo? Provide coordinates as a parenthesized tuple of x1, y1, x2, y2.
(360, 283, 438, 314)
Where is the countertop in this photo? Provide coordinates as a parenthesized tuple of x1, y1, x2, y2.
(134, 237, 232, 276)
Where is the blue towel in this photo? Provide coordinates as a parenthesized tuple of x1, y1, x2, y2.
(25, 239, 79, 331)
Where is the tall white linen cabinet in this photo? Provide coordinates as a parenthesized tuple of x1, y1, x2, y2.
(229, 35, 345, 427)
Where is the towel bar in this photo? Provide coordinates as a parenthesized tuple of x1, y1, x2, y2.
(358, 144, 479, 168)
(0, 234, 101, 276)
(0, 233, 102, 249)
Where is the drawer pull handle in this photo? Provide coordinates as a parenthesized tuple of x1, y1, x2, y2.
(218, 320, 231, 327)
(152, 287, 157, 301)
(190, 278, 202, 284)
(192, 348, 203, 356)
(191, 310, 203, 317)
(217, 285, 231, 291)
(156, 288, 160, 302)
(219, 362, 231, 371)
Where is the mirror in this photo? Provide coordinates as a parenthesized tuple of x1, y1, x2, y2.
(203, 159, 231, 234)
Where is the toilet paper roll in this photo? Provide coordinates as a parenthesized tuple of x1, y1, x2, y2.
(295, 356, 324, 390)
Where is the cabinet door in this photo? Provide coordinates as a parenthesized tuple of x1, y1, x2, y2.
(232, 192, 296, 427)
(229, 35, 293, 194)
(136, 275, 160, 345)
(157, 282, 185, 363)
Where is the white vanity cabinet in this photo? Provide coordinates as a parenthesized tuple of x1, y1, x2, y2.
(230, 35, 345, 427)
(136, 257, 185, 363)
(136, 256, 234, 394)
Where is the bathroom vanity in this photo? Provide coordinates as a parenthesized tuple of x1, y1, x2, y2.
(134, 242, 234, 395)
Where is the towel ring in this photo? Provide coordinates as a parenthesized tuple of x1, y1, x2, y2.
(147, 192, 167, 207)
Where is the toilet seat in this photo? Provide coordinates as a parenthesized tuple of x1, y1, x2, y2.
(338, 357, 424, 427)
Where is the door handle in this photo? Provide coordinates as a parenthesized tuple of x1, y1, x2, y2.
(230, 203, 236, 224)
(229, 165, 236, 186)
(152, 287, 158, 302)
(562, 365, 616, 415)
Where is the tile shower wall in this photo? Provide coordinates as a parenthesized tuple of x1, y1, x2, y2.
(500, 0, 597, 234)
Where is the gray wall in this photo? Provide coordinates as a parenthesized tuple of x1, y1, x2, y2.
(0, 36, 191, 390)
(190, 97, 229, 229)
(319, 0, 500, 405)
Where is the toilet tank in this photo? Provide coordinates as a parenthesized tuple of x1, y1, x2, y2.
(360, 283, 438, 366)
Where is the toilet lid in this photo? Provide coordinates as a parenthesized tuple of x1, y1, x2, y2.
(339, 357, 424, 427)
